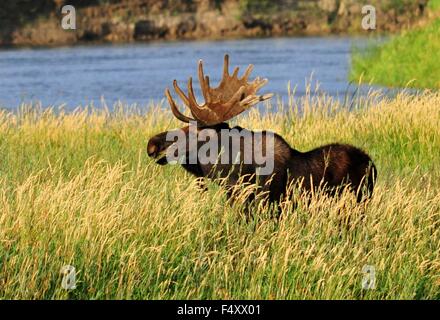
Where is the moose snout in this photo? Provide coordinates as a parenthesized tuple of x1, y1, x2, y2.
(147, 132, 175, 159)
(147, 136, 164, 158)
(147, 142, 159, 158)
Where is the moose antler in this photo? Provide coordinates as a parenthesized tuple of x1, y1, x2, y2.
(165, 54, 273, 126)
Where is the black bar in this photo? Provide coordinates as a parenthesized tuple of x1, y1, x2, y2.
(1, 300, 438, 319)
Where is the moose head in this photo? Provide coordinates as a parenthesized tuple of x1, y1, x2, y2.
(147, 54, 275, 173)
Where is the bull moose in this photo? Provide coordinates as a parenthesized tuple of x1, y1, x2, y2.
(147, 55, 377, 212)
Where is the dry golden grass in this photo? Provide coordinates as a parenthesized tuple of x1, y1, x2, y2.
(0, 89, 439, 299)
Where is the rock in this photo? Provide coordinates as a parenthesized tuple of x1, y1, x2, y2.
(242, 15, 273, 34)
(175, 17, 196, 37)
(134, 20, 168, 40)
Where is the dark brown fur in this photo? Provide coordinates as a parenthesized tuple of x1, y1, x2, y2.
(147, 123, 377, 212)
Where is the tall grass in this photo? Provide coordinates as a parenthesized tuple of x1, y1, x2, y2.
(0, 89, 439, 299)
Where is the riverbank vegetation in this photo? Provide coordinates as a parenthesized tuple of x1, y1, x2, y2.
(429, 0, 440, 10)
(351, 12, 440, 88)
(0, 0, 428, 47)
(1, 89, 439, 299)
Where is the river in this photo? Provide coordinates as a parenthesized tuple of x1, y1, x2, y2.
(0, 36, 373, 110)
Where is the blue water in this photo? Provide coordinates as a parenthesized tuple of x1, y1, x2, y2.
(0, 37, 371, 110)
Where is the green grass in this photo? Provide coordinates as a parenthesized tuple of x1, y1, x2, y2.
(0, 89, 439, 299)
(429, 0, 440, 10)
(351, 18, 440, 89)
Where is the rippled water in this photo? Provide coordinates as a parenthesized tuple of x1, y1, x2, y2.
(0, 36, 371, 110)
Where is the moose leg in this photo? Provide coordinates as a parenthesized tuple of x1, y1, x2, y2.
(256, 171, 287, 219)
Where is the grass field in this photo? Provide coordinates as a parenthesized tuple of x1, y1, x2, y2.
(0, 88, 439, 299)
(351, 18, 440, 89)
